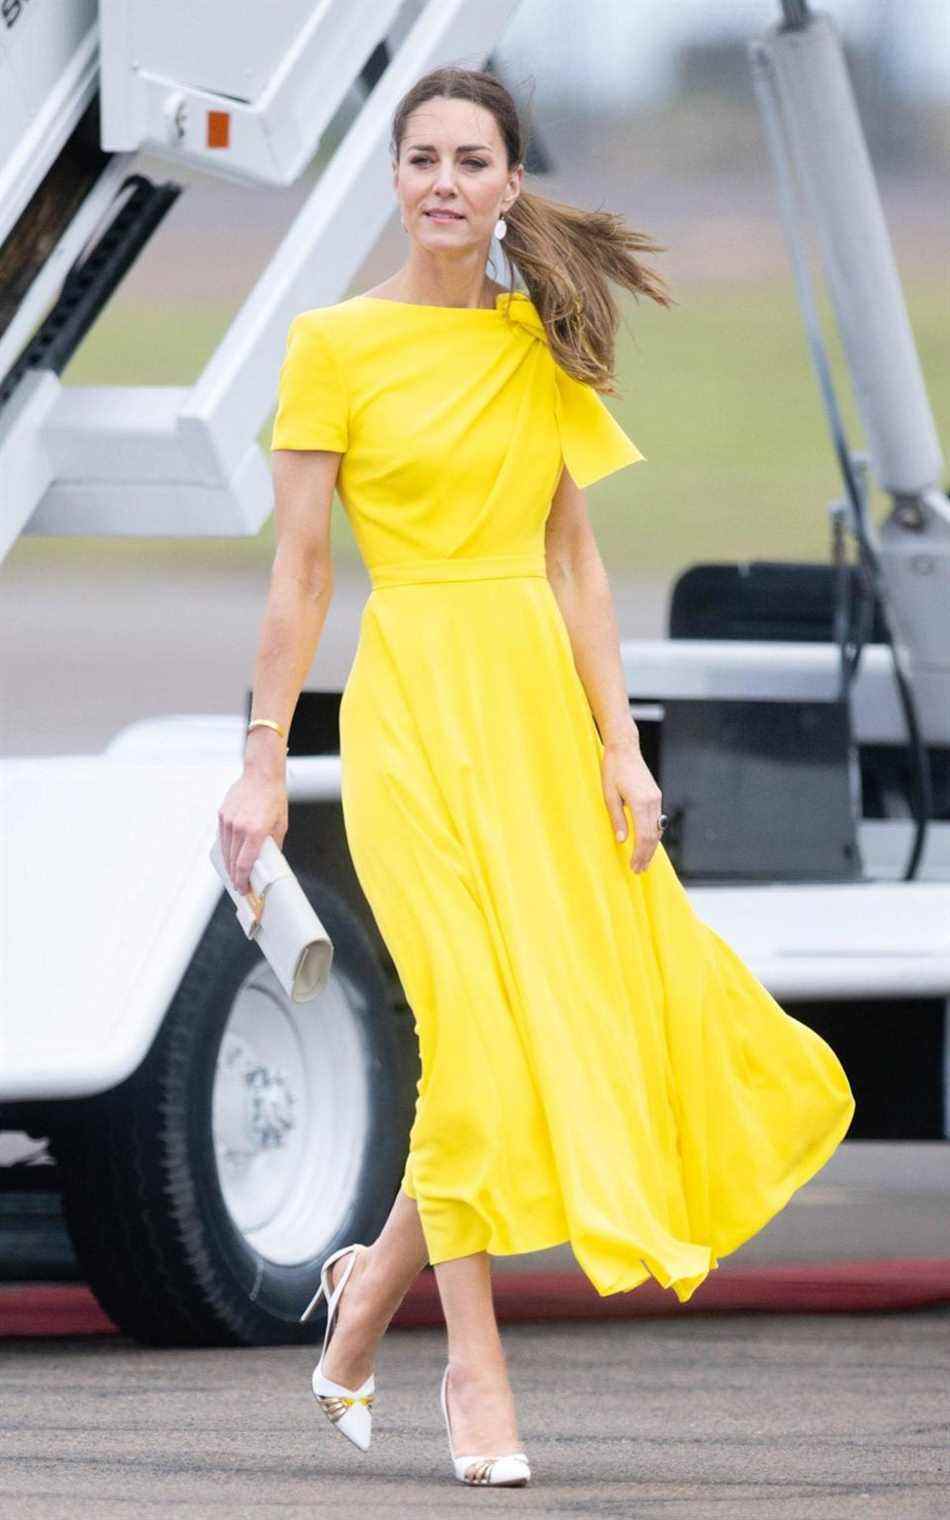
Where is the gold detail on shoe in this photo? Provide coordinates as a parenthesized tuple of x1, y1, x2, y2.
(316, 1392, 375, 1423)
(465, 1458, 497, 1485)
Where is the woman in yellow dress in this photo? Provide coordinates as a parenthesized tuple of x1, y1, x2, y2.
(218, 66, 855, 1487)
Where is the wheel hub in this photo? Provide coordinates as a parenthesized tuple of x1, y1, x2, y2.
(210, 964, 370, 1264)
(216, 1033, 296, 1167)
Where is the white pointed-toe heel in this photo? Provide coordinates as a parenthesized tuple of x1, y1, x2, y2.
(439, 1364, 531, 1487)
(301, 1243, 375, 1452)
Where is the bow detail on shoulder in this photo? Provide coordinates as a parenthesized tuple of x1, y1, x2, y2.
(498, 292, 645, 490)
(497, 290, 549, 344)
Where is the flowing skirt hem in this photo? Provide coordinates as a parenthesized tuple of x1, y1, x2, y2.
(597, 1087, 857, 1303)
(401, 1088, 856, 1303)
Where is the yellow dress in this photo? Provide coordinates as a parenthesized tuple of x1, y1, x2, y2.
(270, 290, 855, 1301)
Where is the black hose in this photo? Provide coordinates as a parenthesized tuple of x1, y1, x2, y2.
(891, 647, 934, 880)
(832, 459, 933, 881)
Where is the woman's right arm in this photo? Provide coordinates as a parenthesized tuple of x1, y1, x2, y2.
(217, 447, 341, 895)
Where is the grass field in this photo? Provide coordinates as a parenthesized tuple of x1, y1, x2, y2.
(54, 269, 949, 579)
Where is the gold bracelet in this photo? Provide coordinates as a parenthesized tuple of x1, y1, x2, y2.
(247, 718, 287, 739)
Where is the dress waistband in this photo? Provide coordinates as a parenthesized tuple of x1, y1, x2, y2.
(369, 550, 547, 590)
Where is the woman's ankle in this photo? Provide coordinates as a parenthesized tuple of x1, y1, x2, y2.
(358, 1243, 426, 1328)
(446, 1348, 508, 1383)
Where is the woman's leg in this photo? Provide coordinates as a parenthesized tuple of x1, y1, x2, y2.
(320, 1185, 429, 1387)
(319, 1187, 522, 1454)
(433, 1252, 523, 1457)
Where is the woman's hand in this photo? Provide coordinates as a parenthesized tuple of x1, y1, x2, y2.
(217, 767, 289, 897)
(601, 733, 664, 873)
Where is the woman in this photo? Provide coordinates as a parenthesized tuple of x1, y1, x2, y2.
(217, 66, 855, 1488)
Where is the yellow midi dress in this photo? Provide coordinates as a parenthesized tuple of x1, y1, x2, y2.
(271, 289, 856, 1302)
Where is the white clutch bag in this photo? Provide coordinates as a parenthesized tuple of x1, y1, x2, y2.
(209, 834, 333, 1002)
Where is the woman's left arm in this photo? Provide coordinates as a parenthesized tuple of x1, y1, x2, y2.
(544, 465, 664, 873)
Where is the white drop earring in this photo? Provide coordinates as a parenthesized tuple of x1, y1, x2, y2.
(494, 216, 507, 240)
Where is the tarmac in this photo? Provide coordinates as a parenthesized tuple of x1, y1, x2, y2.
(2, 1306, 948, 1519)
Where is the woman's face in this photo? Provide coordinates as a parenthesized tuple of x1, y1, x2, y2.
(394, 96, 521, 250)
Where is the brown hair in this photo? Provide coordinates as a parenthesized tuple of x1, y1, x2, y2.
(390, 65, 675, 395)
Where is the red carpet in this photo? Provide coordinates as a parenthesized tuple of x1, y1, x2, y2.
(2, 1259, 948, 1338)
(395, 1258, 950, 1326)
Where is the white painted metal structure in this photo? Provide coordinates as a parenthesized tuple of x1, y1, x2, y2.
(1, 0, 523, 561)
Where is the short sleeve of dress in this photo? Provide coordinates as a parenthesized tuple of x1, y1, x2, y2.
(270, 312, 349, 453)
(554, 365, 645, 489)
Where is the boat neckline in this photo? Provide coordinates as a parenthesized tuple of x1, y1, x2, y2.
(350, 291, 528, 314)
